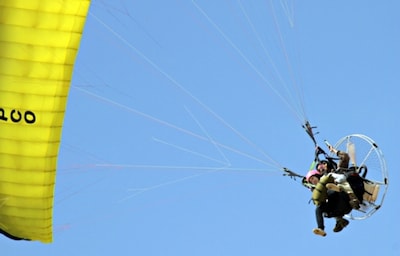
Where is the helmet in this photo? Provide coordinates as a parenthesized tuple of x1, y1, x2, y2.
(306, 169, 321, 183)
(316, 159, 336, 173)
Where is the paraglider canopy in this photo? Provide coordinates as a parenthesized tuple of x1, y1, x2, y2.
(0, 0, 90, 243)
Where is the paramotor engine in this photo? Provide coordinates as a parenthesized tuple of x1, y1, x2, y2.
(333, 134, 388, 220)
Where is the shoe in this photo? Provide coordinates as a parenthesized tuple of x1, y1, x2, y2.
(348, 193, 360, 209)
(313, 228, 327, 237)
(326, 183, 341, 192)
(333, 218, 349, 232)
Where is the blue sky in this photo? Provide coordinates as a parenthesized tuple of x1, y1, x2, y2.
(3, 1, 399, 255)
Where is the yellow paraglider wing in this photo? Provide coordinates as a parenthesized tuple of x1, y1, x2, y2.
(0, 0, 90, 243)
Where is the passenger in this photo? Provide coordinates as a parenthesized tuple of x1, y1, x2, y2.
(305, 170, 352, 237)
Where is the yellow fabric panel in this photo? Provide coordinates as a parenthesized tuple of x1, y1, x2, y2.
(0, 0, 90, 243)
